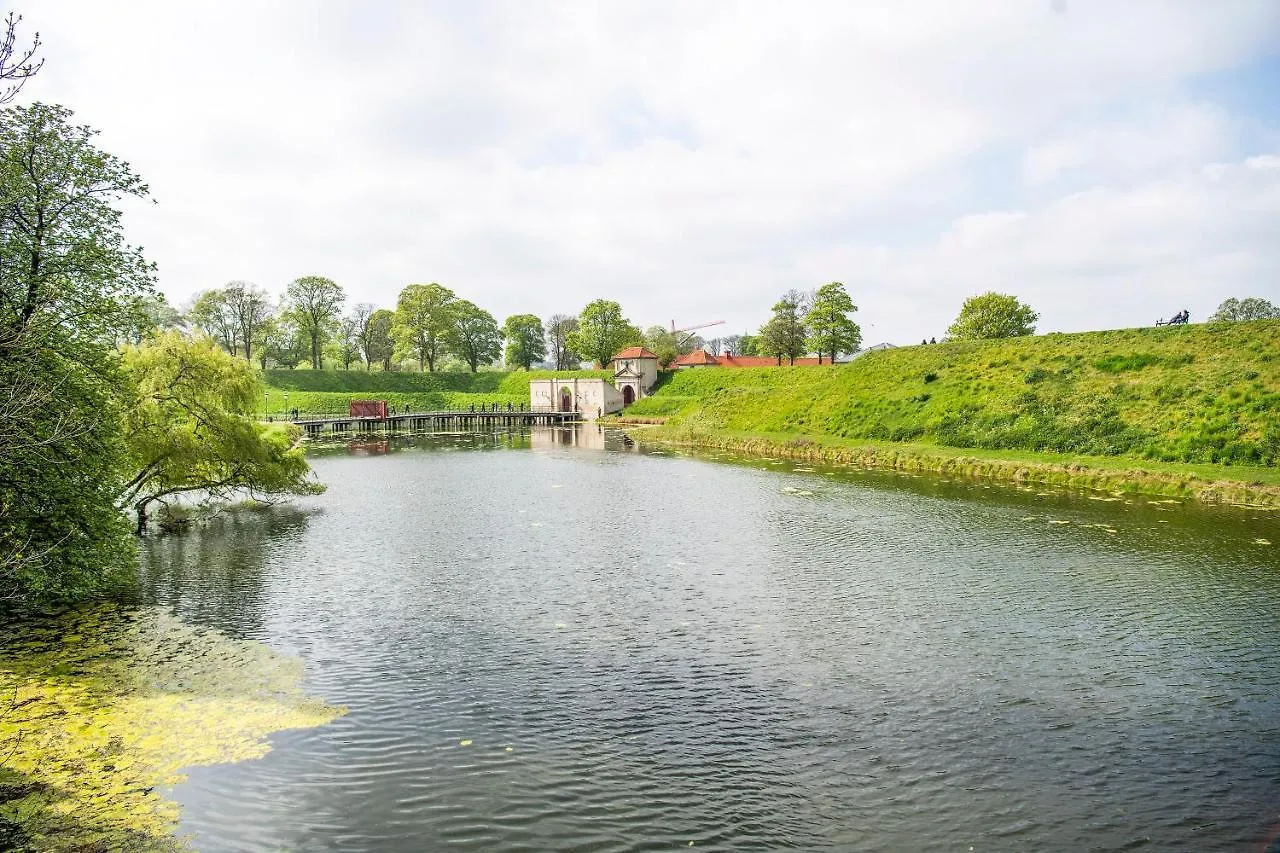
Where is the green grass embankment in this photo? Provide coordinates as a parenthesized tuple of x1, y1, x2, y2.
(618, 321, 1280, 504)
(262, 369, 610, 416)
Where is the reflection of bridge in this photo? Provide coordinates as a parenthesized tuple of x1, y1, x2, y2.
(287, 409, 579, 438)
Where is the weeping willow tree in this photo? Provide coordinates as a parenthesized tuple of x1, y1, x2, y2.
(117, 333, 325, 533)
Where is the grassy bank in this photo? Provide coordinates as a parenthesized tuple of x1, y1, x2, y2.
(612, 322, 1279, 505)
(630, 424, 1280, 507)
(624, 321, 1280, 466)
(262, 369, 610, 416)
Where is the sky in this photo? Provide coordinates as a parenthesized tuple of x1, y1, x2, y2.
(20, 0, 1280, 346)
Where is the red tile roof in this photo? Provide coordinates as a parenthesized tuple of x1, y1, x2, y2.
(613, 347, 659, 359)
(671, 350, 826, 368)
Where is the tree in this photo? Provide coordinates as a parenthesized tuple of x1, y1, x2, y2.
(336, 315, 362, 370)
(946, 292, 1038, 340)
(0, 103, 155, 345)
(546, 313, 580, 370)
(284, 275, 344, 369)
(223, 281, 274, 364)
(446, 300, 502, 372)
(366, 308, 396, 370)
(188, 288, 239, 355)
(737, 333, 760, 356)
(1210, 297, 1280, 323)
(502, 314, 546, 370)
(805, 281, 861, 364)
(565, 300, 641, 368)
(116, 293, 184, 346)
(117, 333, 324, 534)
(759, 290, 809, 365)
(0, 103, 154, 606)
(721, 334, 742, 356)
(642, 325, 681, 367)
(393, 283, 455, 372)
(0, 13, 42, 105)
(262, 315, 309, 370)
(350, 302, 377, 368)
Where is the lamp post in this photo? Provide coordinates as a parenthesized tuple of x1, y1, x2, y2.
(263, 389, 268, 418)
(284, 391, 290, 420)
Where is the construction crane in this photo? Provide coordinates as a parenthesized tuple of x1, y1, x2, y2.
(670, 318, 721, 350)
(670, 319, 725, 335)
(670, 319, 725, 349)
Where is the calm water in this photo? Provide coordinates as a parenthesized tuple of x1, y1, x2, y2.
(138, 427, 1280, 852)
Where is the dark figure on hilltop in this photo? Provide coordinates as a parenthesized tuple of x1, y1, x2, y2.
(930, 336, 937, 344)
(1157, 310, 1190, 327)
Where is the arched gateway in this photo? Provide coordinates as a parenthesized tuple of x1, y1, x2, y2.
(622, 385, 635, 405)
(560, 388, 573, 412)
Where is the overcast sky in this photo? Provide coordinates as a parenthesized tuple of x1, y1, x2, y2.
(22, 0, 1280, 345)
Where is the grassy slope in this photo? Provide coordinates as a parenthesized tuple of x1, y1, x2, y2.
(624, 321, 1280, 467)
(262, 369, 611, 416)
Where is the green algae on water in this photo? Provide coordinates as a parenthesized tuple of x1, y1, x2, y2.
(0, 606, 343, 852)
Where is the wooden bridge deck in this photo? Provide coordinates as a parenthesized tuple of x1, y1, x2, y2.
(278, 409, 580, 437)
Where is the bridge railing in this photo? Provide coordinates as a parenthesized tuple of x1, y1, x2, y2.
(262, 404, 562, 423)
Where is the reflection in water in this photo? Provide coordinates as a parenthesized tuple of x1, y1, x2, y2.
(131, 429, 1279, 852)
(138, 504, 318, 639)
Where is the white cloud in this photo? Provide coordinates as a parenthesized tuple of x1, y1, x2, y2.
(18, 0, 1280, 345)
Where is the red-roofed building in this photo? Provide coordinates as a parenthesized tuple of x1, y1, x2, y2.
(671, 350, 823, 368)
(611, 347, 659, 405)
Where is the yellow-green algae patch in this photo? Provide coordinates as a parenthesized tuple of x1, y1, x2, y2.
(0, 606, 343, 852)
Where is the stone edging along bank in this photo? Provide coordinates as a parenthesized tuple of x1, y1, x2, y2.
(617, 423, 1280, 509)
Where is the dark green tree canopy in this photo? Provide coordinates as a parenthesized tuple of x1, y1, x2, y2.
(393, 282, 455, 372)
(946, 292, 1038, 340)
(0, 102, 152, 607)
(0, 102, 155, 346)
(502, 313, 546, 370)
(759, 290, 809, 364)
(1210, 297, 1279, 322)
(565, 300, 641, 368)
(805, 281, 861, 364)
(366, 308, 396, 370)
(446, 300, 502, 372)
(284, 275, 344, 369)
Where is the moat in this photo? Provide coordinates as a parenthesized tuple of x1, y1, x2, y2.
(129, 426, 1279, 852)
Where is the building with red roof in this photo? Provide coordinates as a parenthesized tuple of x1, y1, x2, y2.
(611, 347, 659, 405)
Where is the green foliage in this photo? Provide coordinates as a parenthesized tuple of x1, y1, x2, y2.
(284, 276, 344, 369)
(0, 103, 155, 343)
(119, 333, 324, 531)
(642, 325, 683, 367)
(628, 321, 1280, 466)
(0, 102, 155, 609)
(0, 340, 135, 608)
(1210, 296, 1280, 322)
(0, 606, 341, 851)
(393, 282, 455, 372)
(565, 300, 641, 368)
(805, 281, 861, 363)
(366, 308, 396, 370)
(502, 314, 546, 369)
(759, 290, 808, 364)
(545, 313, 580, 370)
(445, 300, 501, 372)
(946, 292, 1038, 340)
